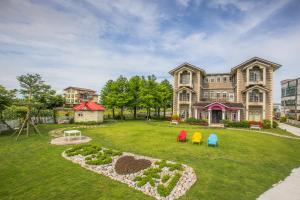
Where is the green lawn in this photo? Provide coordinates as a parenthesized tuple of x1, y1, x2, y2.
(1, 121, 300, 200)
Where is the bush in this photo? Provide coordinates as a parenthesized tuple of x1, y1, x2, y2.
(185, 117, 208, 126)
(226, 120, 250, 128)
(280, 116, 287, 123)
(263, 119, 271, 129)
(171, 115, 179, 121)
(220, 119, 230, 127)
(273, 121, 278, 128)
(185, 117, 200, 124)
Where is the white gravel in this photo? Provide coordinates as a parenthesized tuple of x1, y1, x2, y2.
(62, 151, 197, 200)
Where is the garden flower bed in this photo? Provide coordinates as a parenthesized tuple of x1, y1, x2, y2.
(62, 144, 197, 200)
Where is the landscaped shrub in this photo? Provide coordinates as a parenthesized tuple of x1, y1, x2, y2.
(226, 120, 250, 128)
(162, 174, 170, 183)
(185, 118, 208, 126)
(220, 119, 230, 127)
(263, 119, 271, 129)
(157, 173, 181, 197)
(280, 116, 287, 122)
(134, 167, 161, 187)
(171, 115, 180, 121)
(273, 121, 278, 128)
(155, 160, 183, 171)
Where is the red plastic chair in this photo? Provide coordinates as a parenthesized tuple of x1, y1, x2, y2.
(177, 130, 187, 142)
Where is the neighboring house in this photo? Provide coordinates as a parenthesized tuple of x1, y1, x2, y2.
(64, 86, 98, 107)
(73, 101, 105, 123)
(281, 78, 300, 120)
(273, 103, 281, 119)
(169, 57, 281, 125)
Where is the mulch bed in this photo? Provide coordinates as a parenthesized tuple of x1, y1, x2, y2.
(115, 156, 152, 175)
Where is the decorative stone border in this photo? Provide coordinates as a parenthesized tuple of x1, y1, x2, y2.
(62, 146, 197, 200)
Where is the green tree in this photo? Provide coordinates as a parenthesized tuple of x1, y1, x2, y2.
(128, 76, 142, 119)
(139, 75, 157, 119)
(114, 76, 132, 119)
(157, 80, 173, 118)
(15, 74, 44, 139)
(0, 85, 16, 130)
(100, 80, 118, 118)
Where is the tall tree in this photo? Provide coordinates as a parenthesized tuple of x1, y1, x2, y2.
(0, 85, 16, 130)
(33, 84, 55, 123)
(114, 76, 132, 119)
(139, 75, 157, 119)
(128, 76, 142, 119)
(157, 80, 173, 118)
(15, 74, 44, 140)
(100, 80, 117, 118)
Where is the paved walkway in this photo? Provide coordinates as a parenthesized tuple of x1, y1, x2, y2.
(257, 168, 300, 200)
(257, 124, 300, 200)
(279, 123, 300, 137)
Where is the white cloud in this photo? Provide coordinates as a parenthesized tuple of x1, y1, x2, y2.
(176, 0, 191, 7)
(0, 0, 299, 103)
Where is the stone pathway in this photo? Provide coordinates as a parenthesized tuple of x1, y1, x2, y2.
(257, 168, 300, 200)
(279, 123, 300, 137)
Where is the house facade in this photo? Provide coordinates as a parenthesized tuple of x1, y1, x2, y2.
(64, 86, 99, 107)
(281, 78, 300, 120)
(169, 57, 281, 125)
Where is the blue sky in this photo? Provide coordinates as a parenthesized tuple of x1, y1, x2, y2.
(1, 0, 300, 102)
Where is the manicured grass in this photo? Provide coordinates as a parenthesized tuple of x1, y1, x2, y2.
(1, 121, 300, 200)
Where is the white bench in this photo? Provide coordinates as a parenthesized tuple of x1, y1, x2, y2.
(64, 130, 82, 141)
(170, 120, 179, 125)
(250, 125, 262, 130)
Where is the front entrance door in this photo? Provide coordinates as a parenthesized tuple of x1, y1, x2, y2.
(180, 109, 189, 120)
(212, 110, 222, 123)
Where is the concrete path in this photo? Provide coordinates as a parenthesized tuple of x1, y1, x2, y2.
(279, 123, 300, 137)
(257, 168, 300, 200)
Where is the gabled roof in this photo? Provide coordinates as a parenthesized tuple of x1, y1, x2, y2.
(169, 62, 206, 75)
(73, 101, 105, 111)
(242, 85, 271, 93)
(231, 57, 281, 73)
(176, 86, 195, 93)
(64, 86, 96, 93)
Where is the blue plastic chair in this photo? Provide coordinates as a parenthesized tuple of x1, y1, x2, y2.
(208, 134, 218, 147)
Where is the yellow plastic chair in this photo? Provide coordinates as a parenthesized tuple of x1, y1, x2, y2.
(192, 132, 202, 144)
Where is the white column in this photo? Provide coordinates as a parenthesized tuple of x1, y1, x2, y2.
(177, 92, 180, 115)
(208, 109, 211, 125)
(246, 91, 249, 120)
(189, 91, 192, 118)
(263, 91, 266, 119)
(237, 110, 240, 122)
(189, 71, 192, 88)
(222, 110, 225, 120)
(246, 68, 250, 86)
(178, 71, 182, 86)
(195, 108, 198, 119)
(263, 67, 266, 85)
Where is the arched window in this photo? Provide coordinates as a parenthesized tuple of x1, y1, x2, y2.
(180, 71, 190, 84)
(249, 89, 263, 102)
(249, 66, 263, 82)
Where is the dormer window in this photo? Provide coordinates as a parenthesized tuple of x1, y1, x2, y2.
(249, 66, 263, 82)
(180, 71, 190, 84)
